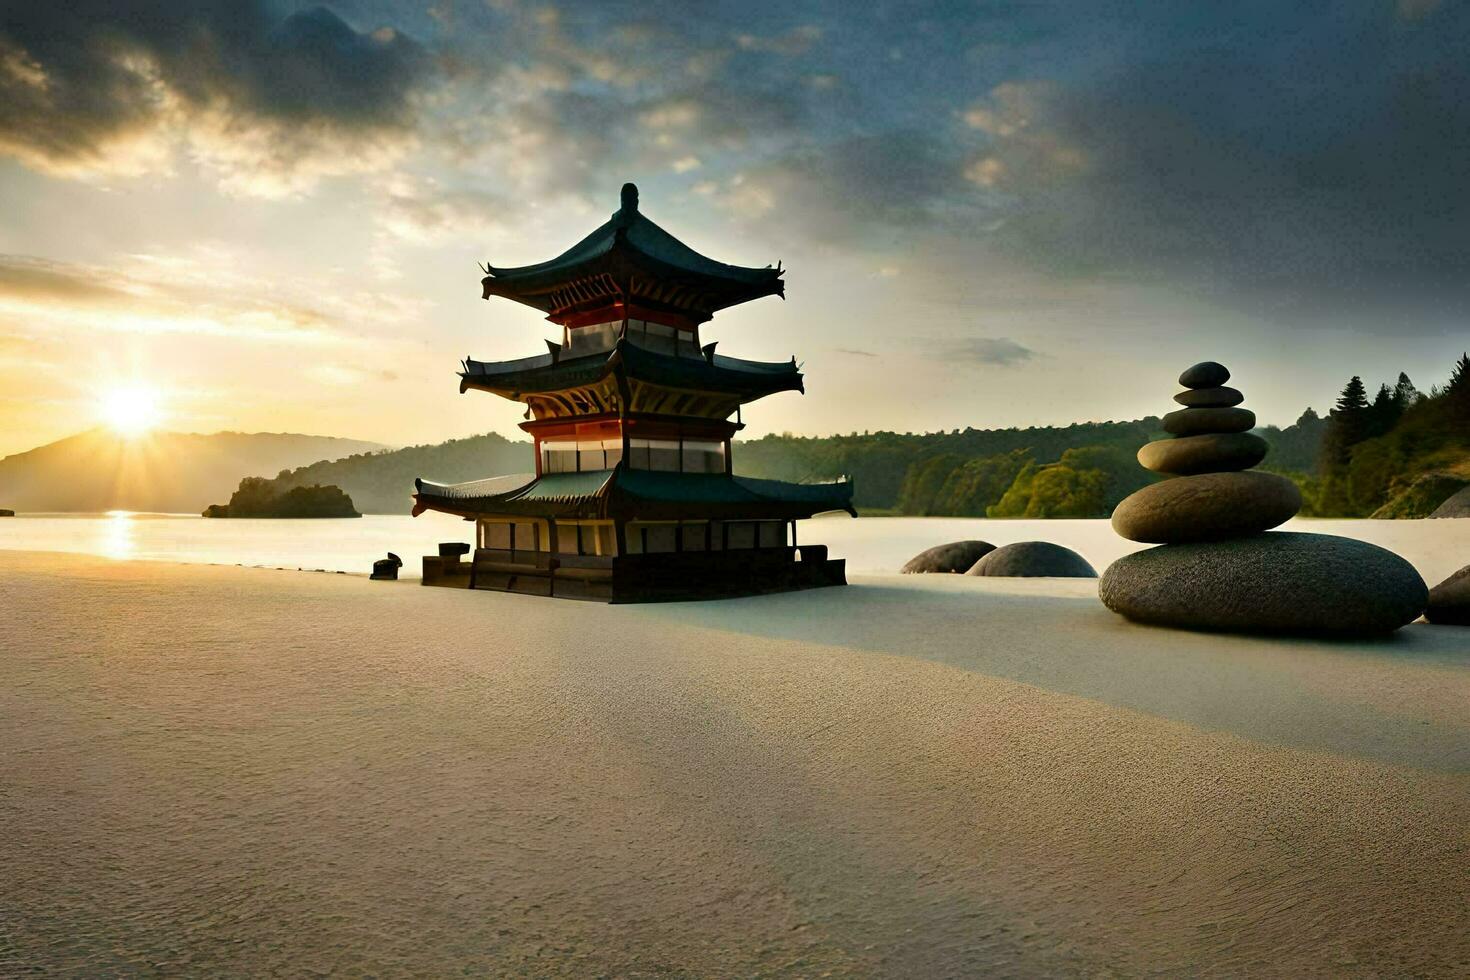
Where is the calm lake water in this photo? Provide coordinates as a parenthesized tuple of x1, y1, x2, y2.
(2, 511, 1466, 582)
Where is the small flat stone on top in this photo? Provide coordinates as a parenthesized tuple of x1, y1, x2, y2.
(1173, 385, 1244, 408)
(1179, 361, 1230, 388)
(1162, 406, 1256, 436)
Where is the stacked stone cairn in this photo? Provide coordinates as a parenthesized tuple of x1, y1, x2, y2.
(1100, 361, 1429, 635)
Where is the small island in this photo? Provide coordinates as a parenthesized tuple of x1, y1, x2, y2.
(204, 477, 360, 518)
(0, 508, 14, 517)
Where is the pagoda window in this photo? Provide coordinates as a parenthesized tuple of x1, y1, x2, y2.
(542, 441, 578, 473)
(541, 437, 620, 473)
(628, 437, 679, 471)
(482, 521, 512, 550)
(625, 319, 700, 359)
(565, 320, 619, 357)
(725, 522, 756, 549)
(680, 521, 708, 552)
(758, 522, 787, 548)
(644, 523, 677, 553)
(627, 437, 724, 473)
(682, 439, 725, 474)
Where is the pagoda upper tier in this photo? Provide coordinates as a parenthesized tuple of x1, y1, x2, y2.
(481, 183, 784, 321)
(459, 341, 802, 420)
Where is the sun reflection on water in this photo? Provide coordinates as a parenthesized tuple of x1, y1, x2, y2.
(101, 510, 135, 559)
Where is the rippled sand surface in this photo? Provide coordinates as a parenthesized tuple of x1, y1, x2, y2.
(3, 552, 1468, 976)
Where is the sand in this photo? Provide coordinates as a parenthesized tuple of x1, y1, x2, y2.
(2, 552, 1467, 977)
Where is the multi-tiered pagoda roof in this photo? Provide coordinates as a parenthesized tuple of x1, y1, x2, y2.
(412, 183, 851, 602)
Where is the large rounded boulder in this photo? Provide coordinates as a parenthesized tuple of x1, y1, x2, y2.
(901, 540, 996, 574)
(1111, 471, 1301, 543)
(1099, 532, 1428, 635)
(1429, 485, 1470, 518)
(967, 541, 1097, 578)
(1425, 565, 1470, 625)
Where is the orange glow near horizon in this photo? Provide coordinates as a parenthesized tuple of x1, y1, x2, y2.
(98, 385, 165, 437)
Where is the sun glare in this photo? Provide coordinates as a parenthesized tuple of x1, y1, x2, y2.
(99, 385, 164, 437)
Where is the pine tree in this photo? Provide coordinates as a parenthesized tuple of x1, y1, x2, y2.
(1447, 353, 1470, 421)
(1332, 375, 1370, 437)
(1392, 372, 1418, 411)
(1368, 383, 1398, 436)
(1319, 375, 1371, 473)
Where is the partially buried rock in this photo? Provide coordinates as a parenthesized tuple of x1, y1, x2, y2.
(967, 541, 1096, 578)
(1137, 431, 1268, 476)
(901, 540, 996, 574)
(1179, 361, 1230, 388)
(1173, 385, 1244, 408)
(1111, 471, 1300, 543)
(1099, 532, 1428, 635)
(1425, 565, 1470, 625)
(1162, 406, 1256, 436)
(1429, 485, 1470, 518)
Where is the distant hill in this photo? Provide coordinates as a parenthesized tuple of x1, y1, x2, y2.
(0, 429, 384, 514)
(262, 433, 533, 514)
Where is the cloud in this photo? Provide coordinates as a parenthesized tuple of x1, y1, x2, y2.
(952, 338, 1039, 367)
(699, 129, 982, 245)
(834, 347, 877, 357)
(0, 253, 347, 345)
(735, 25, 823, 56)
(964, 5, 1470, 320)
(0, 2, 430, 194)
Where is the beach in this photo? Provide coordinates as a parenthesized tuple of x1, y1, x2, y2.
(3, 550, 1467, 976)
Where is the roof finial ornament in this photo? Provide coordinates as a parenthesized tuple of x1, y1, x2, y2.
(620, 182, 639, 213)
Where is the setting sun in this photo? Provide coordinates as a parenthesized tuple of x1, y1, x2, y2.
(99, 385, 164, 436)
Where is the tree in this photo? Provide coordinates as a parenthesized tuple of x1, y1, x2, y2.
(1392, 372, 1419, 412)
(1367, 383, 1401, 437)
(1321, 375, 1371, 468)
(1447, 352, 1470, 422)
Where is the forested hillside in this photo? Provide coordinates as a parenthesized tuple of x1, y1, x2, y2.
(734, 420, 1164, 516)
(1303, 355, 1470, 517)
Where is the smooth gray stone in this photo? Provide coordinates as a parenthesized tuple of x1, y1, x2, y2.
(1137, 432, 1268, 476)
(1430, 485, 1470, 518)
(967, 541, 1096, 578)
(901, 540, 996, 574)
(1111, 471, 1300, 543)
(1173, 385, 1244, 408)
(1162, 406, 1256, 436)
(1426, 565, 1470, 625)
(1098, 532, 1428, 635)
(1178, 361, 1230, 388)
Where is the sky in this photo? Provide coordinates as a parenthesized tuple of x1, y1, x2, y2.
(1, 0, 1468, 456)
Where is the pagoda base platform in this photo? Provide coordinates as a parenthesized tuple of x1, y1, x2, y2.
(420, 546, 845, 603)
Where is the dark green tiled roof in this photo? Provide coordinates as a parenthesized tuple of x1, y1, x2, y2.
(459, 340, 803, 399)
(480, 184, 784, 314)
(413, 467, 854, 521)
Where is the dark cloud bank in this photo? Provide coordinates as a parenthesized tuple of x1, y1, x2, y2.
(2, 1, 1467, 325)
(0, 1, 427, 173)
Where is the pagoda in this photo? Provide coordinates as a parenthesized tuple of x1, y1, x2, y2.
(412, 182, 854, 602)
